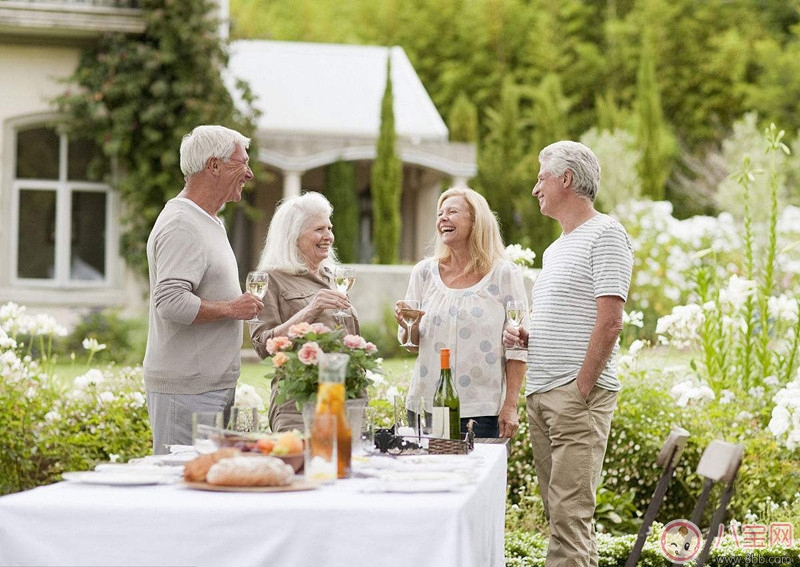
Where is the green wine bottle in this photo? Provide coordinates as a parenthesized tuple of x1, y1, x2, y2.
(432, 348, 460, 439)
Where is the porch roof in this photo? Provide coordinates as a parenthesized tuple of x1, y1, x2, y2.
(227, 40, 449, 143)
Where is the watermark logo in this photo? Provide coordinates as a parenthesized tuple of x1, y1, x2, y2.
(660, 519, 702, 563)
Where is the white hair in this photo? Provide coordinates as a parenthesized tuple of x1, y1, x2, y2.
(257, 191, 339, 273)
(179, 125, 250, 179)
(539, 140, 601, 201)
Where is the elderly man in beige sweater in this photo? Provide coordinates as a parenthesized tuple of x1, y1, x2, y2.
(143, 125, 263, 454)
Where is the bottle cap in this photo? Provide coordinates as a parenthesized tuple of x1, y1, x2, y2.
(440, 348, 450, 369)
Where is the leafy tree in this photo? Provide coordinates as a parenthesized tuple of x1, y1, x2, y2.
(370, 56, 402, 264)
(580, 128, 641, 214)
(447, 91, 478, 143)
(474, 76, 529, 245)
(327, 160, 359, 263)
(56, 0, 258, 278)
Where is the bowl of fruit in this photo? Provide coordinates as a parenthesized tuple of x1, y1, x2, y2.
(210, 430, 305, 473)
(254, 432, 305, 473)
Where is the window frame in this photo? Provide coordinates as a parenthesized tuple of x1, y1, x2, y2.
(9, 121, 116, 289)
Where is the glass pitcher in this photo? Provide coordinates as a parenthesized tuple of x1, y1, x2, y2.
(315, 353, 352, 478)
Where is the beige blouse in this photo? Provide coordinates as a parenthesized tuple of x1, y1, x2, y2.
(249, 267, 360, 432)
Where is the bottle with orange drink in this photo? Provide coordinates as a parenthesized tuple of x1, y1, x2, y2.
(314, 353, 352, 478)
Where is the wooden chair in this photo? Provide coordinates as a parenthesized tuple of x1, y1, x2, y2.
(685, 440, 744, 567)
(625, 427, 690, 567)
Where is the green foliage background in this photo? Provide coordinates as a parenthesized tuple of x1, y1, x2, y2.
(55, 0, 259, 278)
(230, 0, 800, 256)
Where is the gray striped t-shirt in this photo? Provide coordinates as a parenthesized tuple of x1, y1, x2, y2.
(525, 213, 634, 395)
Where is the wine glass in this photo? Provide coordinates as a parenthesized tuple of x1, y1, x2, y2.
(332, 266, 355, 318)
(396, 299, 421, 348)
(505, 300, 526, 351)
(245, 271, 269, 323)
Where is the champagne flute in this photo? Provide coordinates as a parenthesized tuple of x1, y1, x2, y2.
(332, 266, 355, 318)
(505, 300, 526, 351)
(246, 271, 269, 323)
(396, 299, 422, 348)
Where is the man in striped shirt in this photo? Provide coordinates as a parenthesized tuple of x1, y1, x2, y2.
(504, 141, 634, 566)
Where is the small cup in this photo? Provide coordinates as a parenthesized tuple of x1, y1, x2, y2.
(346, 401, 367, 456)
(305, 414, 337, 485)
(228, 407, 259, 432)
(192, 411, 223, 454)
(359, 407, 376, 455)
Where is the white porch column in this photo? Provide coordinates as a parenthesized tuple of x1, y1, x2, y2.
(452, 176, 469, 188)
(283, 170, 302, 199)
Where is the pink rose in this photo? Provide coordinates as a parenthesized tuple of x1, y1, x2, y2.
(343, 334, 366, 349)
(288, 322, 313, 338)
(310, 323, 332, 334)
(266, 336, 292, 355)
(364, 342, 378, 354)
(297, 342, 322, 365)
(272, 352, 289, 367)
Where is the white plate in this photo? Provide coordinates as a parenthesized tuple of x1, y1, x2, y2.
(61, 471, 166, 486)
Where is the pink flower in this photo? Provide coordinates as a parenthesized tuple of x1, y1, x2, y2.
(343, 334, 366, 349)
(310, 323, 332, 334)
(288, 322, 313, 338)
(297, 342, 322, 365)
(266, 336, 292, 355)
(365, 342, 377, 354)
(272, 352, 289, 367)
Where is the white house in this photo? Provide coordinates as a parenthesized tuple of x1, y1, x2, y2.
(0, 1, 476, 325)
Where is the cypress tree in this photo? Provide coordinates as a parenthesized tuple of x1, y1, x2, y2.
(370, 54, 403, 264)
(636, 29, 671, 201)
(327, 160, 359, 263)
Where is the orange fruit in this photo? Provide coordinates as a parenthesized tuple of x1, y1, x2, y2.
(274, 431, 304, 454)
(255, 437, 276, 455)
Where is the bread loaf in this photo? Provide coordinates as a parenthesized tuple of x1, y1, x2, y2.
(183, 448, 240, 482)
(206, 455, 294, 487)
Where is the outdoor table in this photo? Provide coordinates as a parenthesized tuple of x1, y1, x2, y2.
(0, 443, 506, 567)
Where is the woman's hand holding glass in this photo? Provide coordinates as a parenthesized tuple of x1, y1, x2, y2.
(395, 299, 423, 348)
(332, 267, 355, 318)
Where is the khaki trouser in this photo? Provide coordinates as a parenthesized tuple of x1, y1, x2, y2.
(526, 381, 617, 567)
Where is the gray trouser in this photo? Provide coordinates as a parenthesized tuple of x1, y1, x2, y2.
(146, 388, 235, 455)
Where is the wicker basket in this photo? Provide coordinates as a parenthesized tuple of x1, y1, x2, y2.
(428, 438, 472, 455)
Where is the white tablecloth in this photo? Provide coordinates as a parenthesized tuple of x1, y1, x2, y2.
(0, 444, 507, 567)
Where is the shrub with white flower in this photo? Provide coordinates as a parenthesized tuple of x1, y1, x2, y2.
(0, 302, 151, 495)
(234, 383, 264, 410)
(669, 376, 716, 408)
(656, 304, 706, 349)
(505, 243, 537, 283)
(768, 372, 800, 451)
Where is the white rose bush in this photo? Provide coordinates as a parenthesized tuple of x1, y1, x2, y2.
(0, 302, 151, 495)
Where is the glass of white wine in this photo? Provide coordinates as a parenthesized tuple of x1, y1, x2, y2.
(505, 300, 526, 351)
(332, 266, 355, 318)
(396, 299, 422, 348)
(245, 271, 269, 323)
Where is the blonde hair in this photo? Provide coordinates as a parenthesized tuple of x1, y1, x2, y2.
(432, 187, 506, 277)
(257, 191, 339, 274)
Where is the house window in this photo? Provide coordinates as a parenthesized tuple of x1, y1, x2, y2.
(12, 125, 111, 286)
